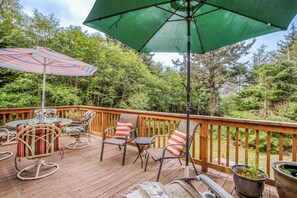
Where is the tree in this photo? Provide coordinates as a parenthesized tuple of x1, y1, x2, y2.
(252, 44, 277, 68)
(186, 41, 254, 116)
(0, 0, 29, 48)
(278, 24, 297, 62)
(25, 9, 60, 47)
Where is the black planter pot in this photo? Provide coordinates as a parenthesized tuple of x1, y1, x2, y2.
(231, 165, 268, 198)
(272, 161, 297, 198)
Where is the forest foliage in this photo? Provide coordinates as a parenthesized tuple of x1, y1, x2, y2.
(1, 0, 297, 125)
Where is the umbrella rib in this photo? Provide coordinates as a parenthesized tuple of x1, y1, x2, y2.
(204, 2, 285, 30)
(30, 55, 57, 66)
(168, 19, 185, 22)
(193, 8, 220, 18)
(29, 55, 45, 65)
(190, 1, 205, 17)
(193, 17, 205, 53)
(138, 1, 187, 52)
(0, 54, 30, 64)
(83, 0, 176, 24)
(155, 5, 185, 19)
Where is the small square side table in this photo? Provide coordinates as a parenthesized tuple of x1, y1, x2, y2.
(133, 137, 155, 169)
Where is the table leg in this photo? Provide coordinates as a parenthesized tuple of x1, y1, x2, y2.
(133, 144, 145, 168)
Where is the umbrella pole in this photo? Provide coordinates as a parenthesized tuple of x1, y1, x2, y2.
(184, 0, 192, 178)
(41, 59, 46, 122)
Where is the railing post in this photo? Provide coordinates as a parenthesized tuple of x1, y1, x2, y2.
(29, 110, 34, 119)
(138, 115, 142, 137)
(101, 112, 106, 139)
(200, 120, 208, 172)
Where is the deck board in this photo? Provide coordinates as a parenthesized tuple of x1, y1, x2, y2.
(0, 135, 277, 198)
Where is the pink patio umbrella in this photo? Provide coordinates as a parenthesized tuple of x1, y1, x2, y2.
(0, 46, 98, 121)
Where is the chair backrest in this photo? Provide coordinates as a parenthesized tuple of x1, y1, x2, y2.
(119, 114, 138, 131)
(176, 120, 199, 151)
(16, 124, 62, 158)
(81, 110, 96, 132)
(33, 109, 58, 119)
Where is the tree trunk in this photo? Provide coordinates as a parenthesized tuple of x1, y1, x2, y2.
(210, 84, 216, 116)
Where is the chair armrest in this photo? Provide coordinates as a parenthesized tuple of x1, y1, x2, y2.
(120, 129, 136, 143)
(0, 128, 10, 133)
(103, 128, 114, 140)
(164, 143, 184, 149)
(71, 120, 84, 124)
(196, 174, 233, 198)
(161, 143, 184, 158)
(150, 134, 169, 144)
(128, 129, 137, 140)
(67, 121, 86, 127)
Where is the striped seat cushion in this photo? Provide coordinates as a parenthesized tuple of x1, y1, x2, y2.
(16, 124, 61, 158)
(114, 122, 133, 140)
(166, 130, 187, 156)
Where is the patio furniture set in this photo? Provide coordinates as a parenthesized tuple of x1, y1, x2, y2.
(0, 108, 96, 180)
(0, 110, 232, 197)
(100, 114, 198, 181)
(99, 114, 232, 198)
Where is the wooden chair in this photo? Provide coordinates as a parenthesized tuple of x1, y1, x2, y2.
(100, 114, 138, 166)
(144, 120, 199, 181)
(64, 110, 96, 149)
(15, 124, 63, 180)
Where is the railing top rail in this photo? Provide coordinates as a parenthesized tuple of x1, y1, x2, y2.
(78, 105, 297, 129)
(0, 105, 297, 129)
(0, 106, 78, 111)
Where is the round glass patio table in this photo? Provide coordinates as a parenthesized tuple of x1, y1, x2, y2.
(5, 118, 72, 129)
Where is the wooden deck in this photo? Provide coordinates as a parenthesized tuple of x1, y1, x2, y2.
(0, 135, 278, 198)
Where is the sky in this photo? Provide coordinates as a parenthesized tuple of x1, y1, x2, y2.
(20, 0, 297, 66)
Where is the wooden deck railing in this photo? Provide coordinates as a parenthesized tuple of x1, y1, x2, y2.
(1, 105, 297, 185)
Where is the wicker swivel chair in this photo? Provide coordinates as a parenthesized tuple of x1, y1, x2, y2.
(0, 126, 17, 145)
(100, 114, 138, 166)
(144, 120, 199, 181)
(15, 124, 63, 180)
(0, 151, 13, 161)
(64, 110, 96, 149)
(0, 126, 16, 160)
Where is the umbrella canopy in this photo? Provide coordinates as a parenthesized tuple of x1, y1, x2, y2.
(84, 0, 297, 176)
(0, 47, 98, 118)
(0, 47, 97, 76)
(84, 0, 297, 53)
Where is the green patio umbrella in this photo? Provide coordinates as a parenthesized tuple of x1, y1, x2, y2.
(84, 0, 297, 175)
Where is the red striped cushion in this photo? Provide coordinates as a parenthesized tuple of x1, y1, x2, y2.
(114, 122, 133, 140)
(17, 124, 61, 158)
(166, 130, 187, 156)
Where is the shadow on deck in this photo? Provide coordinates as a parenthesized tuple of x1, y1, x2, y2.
(0, 135, 278, 198)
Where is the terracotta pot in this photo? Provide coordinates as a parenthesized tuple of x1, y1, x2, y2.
(272, 161, 297, 198)
(231, 165, 268, 198)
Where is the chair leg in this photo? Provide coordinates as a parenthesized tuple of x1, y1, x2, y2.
(157, 158, 164, 182)
(88, 133, 91, 142)
(189, 153, 198, 175)
(144, 153, 149, 172)
(178, 158, 182, 165)
(119, 145, 121, 150)
(100, 142, 105, 161)
(122, 144, 127, 166)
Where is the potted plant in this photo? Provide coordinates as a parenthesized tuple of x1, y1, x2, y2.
(272, 161, 297, 198)
(231, 164, 268, 198)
